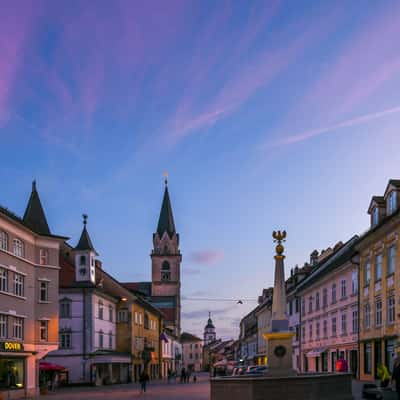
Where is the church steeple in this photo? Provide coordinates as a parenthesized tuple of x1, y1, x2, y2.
(204, 312, 216, 345)
(75, 214, 97, 254)
(23, 180, 51, 235)
(156, 177, 176, 239)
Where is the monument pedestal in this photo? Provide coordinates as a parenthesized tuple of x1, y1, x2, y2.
(263, 331, 295, 376)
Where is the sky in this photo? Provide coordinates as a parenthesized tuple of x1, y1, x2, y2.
(1, 0, 400, 339)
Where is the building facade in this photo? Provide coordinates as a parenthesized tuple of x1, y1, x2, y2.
(255, 288, 273, 366)
(181, 332, 203, 372)
(239, 308, 258, 366)
(0, 182, 66, 398)
(358, 180, 400, 381)
(46, 219, 133, 385)
(297, 237, 359, 376)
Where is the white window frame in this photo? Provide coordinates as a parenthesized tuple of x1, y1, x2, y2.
(388, 191, 397, 214)
(0, 314, 7, 338)
(352, 309, 358, 333)
(39, 320, 48, 341)
(388, 296, 395, 324)
(60, 300, 72, 318)
(375, 300, 382, 327)
(331, 317, 337, 336)
(365, 260, 371, 285)
(13, 317, 24, 339)
(40, 249, 48, 265)
(388, 246, 396, 276)
(375, 254, 383, 282)
(98, 300, 104, 320)
(372, 207, 379, 226)
(341, 279, 346, 299)
(14, 273, 24, 297)
(99, 330, 104, 348)
(351, 271, 358, 294)
(0, 231, 8, 251)
(341, 313, 347, 334)
(0, 268, 8, 292)
(39, 281, 49, 302)
(364, 304, 371, 329)
(13, 238, 24, 258)
(60, 329, 72, 349)
(331, 283, 336, 304)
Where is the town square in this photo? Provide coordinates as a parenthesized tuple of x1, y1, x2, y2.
(1, 1, 400, 399)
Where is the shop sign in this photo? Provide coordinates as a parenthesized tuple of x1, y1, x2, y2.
(0, 341, 24, 352)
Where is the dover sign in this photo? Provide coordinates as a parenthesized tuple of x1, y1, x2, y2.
(0, 341, 24, 352)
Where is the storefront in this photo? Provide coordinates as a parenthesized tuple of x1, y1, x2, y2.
(0, 341, 31, 399)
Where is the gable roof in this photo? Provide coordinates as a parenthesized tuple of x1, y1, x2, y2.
(156, 184, 176, 238)
(180, 332, 202, 343)
(22, 181, 51, 235)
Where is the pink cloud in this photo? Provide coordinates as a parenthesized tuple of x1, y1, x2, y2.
(190, 250, 225, 265)
(271, 104, 400, 147)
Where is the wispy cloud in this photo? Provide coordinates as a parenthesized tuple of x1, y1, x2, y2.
(270, 105, 400, 147)
(189, 250, 224, 265)
(182, 305, 236, 320)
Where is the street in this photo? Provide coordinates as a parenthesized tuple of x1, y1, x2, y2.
(34, 376, 399, 400)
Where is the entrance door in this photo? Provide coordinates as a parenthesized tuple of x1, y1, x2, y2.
(331, 352, 337, 372)
(350, 350, 358, 378)
(374, 341, 382, 379)
(316, 357, 319, 372)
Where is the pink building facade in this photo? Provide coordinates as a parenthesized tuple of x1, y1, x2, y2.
(297, 236, 360, 377)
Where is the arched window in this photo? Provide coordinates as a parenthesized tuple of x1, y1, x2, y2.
(79, 255, 86, 266)
(13, 238, 24, 258)
(0, 231, 8, 251)
(161, 261, 171, 281)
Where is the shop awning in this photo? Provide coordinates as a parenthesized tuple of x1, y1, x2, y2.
(39, 361, 66, 371)
(306, 348, 327, 357)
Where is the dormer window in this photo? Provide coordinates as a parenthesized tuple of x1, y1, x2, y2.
(388, 191, 397, 215)
(372, 207, 379, 227)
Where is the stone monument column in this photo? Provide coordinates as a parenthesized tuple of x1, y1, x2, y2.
(263, 230, 295, 376)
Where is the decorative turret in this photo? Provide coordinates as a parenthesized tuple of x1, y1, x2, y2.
(23, 180, 51, 235)
(204, 312, 216, 345)
(74, 214, 97, 284)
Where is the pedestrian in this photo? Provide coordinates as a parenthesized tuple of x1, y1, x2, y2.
(139, 370, 149, 394)
(377, 363, 390, 388)
(180, 367, 186, 383)
(186, 370, 191, 383)
(167, 368, 171, 384)
(193, 373, 197, 383)
(392, 355, 400, 400)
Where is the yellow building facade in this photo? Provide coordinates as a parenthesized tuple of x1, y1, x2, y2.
(357, 180, 400, 381)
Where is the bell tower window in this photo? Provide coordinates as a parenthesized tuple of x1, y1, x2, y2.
(80, 255, 86, 266)
(161, 261, 171, 281)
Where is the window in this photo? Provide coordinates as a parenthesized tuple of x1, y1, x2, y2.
(39, 281, 49, 302)
(388, 296, 395, 324)
(341, 314, 347, 334)
(323, 320, 327, 338)
(375, 300, 382, 326)
(60, 300, 71, 318)
(301, 299, 305, 316)
(0, 315, 7, 338)
(0, 358, 25, 389)
(316, 322, 320, 339)
(308, 297, 313, 314)
(388, 191, 397, 214)
(289, 300, 293, 316)
(144, 313, 149, 330)
(98, 301, 104, 320)
(14, 273, 24, 297)
(388, 246, 396, 276)
(195, 343, 198, 349)
(139, 312, 143, 325)
(322, 288, 328, 308)
(302, 326, 306, 342)
(13, 239, 24, 257)
(309, 323, 313, 340)
(134, 311, 139, 324)
(79, 255, 86, 266)
(295, 298, 299, 313)
(341, 279, 346, 299)
(40, 320, 48, 341)
(364, 304, 371, 329)
(13, 317, 23, 339)
(0, 231, 8, 251)
(352, 309, 358, 333)
(189, 353, 193, 359)
(315, 292, 320, 311)
(351, 271, 358, 294)
(109, 305, 113, 322)
(0, 268, 7, 292)
(40, 249, 48, 265)
(372, 207, 379, 226)
(109, 331, 113, 349)
(99, 330, 104, 348)
(331, 283, 336, 304)
(161, 261, 171, 281)
(332, 317, 337, 336)
(364, 342, 372, 374)
(375, 254, 382, 282)
(365, 260, 371, 285)
(195, 353, 199, 360)
(60, 330, 72, 349)
(118, 309, 128, 322)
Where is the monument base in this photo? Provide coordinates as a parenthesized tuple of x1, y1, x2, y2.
(211, 373, 353, 400)
(263, 331, 295, 376)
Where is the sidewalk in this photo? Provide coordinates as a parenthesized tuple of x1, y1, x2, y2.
(352, 380, 398, 400)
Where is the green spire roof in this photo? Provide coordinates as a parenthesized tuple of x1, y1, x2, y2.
(75, 214, 97, 253)
(156, 182, 176, 238)
(23, 181, 51, 235)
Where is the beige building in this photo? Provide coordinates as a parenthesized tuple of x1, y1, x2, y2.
(0, 182, 66, 398)
(358, 179, 400, 381)
(181, 332, 203, 372)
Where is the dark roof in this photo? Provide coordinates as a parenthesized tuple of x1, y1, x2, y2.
(122, 282, 152, 297)
(75, 218, 97, 254)
(23, 181, 51, 235)
(156, 184, 176, 238)
(180, 332, 202, 343)
(205, 315, 215, 329)
(389, 179, 400, 187)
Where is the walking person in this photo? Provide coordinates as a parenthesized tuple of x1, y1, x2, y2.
(180, 367, 186, 383)
(139, 370, 149, 394)
(392, 356, 400, 400)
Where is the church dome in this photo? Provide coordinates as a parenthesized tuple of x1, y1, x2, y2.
(205, 317, 215, 330)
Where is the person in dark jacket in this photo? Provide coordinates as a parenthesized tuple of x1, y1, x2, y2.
(392, 356, 400, 400)
(139, 370, 149, 394)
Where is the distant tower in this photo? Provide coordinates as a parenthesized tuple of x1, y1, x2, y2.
(74, 215, 97, 284)
(204, 312, 216, 345)
(151, 176, 182, 335)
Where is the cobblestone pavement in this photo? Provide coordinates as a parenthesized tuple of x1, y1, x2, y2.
(34, 376, 400, 400)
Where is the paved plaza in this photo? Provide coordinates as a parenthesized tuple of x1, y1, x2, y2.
(32, 375, 400, 400)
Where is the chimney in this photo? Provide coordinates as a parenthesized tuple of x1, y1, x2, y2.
(310, 250, 319, 266)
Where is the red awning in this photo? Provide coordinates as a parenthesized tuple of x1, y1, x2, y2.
(39, 361, 66, 371)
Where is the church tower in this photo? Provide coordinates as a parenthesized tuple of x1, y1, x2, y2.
(204, 312, 216, 345)
(151, 178, 182, 335)
(74, 215, 97, 284)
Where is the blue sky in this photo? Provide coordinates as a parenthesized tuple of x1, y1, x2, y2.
(1, 0, 400, 338)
